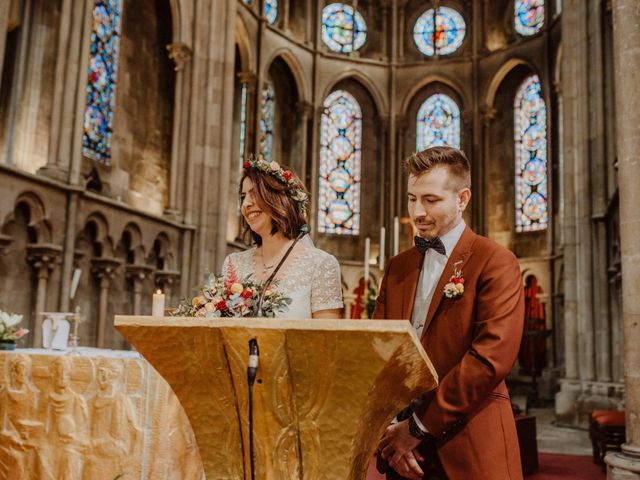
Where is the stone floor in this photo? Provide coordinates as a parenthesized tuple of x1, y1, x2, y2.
(532, 408, 593, 456)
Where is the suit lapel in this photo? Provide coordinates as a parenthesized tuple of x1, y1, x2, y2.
(420, 226, 476, 340)
(401, 247, 424, 320)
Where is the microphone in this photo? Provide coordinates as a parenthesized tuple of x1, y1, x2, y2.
(255, 225, 310, 317)
(247, 338, 259, 386)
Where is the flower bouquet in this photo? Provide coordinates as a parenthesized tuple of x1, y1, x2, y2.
(172, 262, 291, 318)
(0, 310, 29, 349)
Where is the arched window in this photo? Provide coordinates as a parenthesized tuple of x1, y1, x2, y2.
(416, 93, 461, 150)
(515, 75, 547, 232)
(515, 0, 544, 36)
(321, 3, 367, 53)
(413, 6, 466, 57)
(318, 90, 362, 235)
(259, 79, 275, 162)
(82, 0, 124, 164)
(265, 0, 278, 25)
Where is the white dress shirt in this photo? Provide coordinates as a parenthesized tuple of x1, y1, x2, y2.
(410, 220, 466, 337)
(409, 220, 466, 434)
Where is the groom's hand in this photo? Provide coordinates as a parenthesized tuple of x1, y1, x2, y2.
(378, 420, 424, 480)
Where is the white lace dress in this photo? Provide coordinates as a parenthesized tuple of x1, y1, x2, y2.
(222, 243, 343, 318)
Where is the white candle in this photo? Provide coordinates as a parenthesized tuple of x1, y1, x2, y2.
(393, 216, 400, 256)
(152, 290, 165, 317)
(379, 227, 386, 270)
(364, 237, 370, 287)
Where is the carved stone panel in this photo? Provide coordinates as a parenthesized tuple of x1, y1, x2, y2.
(0, 350, 204, 480)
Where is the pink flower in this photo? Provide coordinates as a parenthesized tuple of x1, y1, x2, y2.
(224, 261, 240, 290)
(11, 328, 29, 340)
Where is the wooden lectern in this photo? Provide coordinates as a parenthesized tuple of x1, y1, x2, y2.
(115, 316, 438, 480)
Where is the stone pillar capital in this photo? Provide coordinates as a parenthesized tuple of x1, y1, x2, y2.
(237, 70, 256, 85)
(167, 42, 192, 72)
(296, 101, 314, 118)
(155, 269, 181, 289)
(91, 258, 122, 286)
(481, 106, 497, 126)
(26, 244, 62, 278)
(0, 233, 14, 255)
(126, 265, 153, 292)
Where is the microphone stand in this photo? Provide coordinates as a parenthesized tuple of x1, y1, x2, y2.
(248, 225, 310, 480)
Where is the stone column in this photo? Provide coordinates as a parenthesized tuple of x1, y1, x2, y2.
(125, 266, 153, 316)
(26, 244, 62, 347)
(294, 101, 313, 183)
(40, 0, 90, 181)
(165, 42, 192, 218)
(606, 0, 640, 476)
(480, 107, 496, 236)
(91, 258, 121, 348)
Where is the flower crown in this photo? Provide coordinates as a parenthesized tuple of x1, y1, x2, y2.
(243, 155, 310, 217)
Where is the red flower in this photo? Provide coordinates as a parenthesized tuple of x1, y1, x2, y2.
(215, 300, 228, 311)
(243, 161, 251, 169)
(241, 290, 253, 299)
(452, 277, 465, 285)
(283, 171, 293, 182)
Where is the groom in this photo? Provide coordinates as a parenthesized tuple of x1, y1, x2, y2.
(374, 147, 524, 479)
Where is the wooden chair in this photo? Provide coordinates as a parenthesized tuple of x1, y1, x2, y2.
(589, 410, 625, 472)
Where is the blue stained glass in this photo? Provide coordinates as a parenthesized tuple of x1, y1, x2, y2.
(416, 93, 461, 150)
(414, 6, 466, 57)
(318, 90, 362, 235)
(82, 0, 124, 164)
(322, 3, 367, 53)
(259, 80, 275, 162)
(238, 83, 248, 175)
(515, 0, 544, 36)
(265, 0, 278, 25)
(515, 75, 548, 232)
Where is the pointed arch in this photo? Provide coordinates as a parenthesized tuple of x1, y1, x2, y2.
(485, 57, 539, 110)
(321, 71, 387, 118)
(262, 49, 310, 104)
(3, 192, 53, 243)
(401, 74, 467, 115)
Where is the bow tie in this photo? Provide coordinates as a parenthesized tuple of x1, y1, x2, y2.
(415, 236, 446, 256)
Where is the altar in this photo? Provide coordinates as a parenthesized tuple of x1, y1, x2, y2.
(0, 348, 204, 479)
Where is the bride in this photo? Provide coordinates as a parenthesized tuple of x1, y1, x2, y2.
(222, 156, 343, 319)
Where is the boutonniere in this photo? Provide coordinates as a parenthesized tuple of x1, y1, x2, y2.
(443, 261, 465, 299)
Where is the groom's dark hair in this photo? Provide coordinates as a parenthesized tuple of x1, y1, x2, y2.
(240, 165, 308, 246)
(404, 146, 471, 191)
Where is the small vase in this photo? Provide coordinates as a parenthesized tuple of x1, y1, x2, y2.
(0, 341, 16, 351)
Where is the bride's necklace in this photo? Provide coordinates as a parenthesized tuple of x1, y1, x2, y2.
(258, 241, 294, 275)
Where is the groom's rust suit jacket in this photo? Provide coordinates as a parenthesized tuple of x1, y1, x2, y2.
(373, 226, 524, 480)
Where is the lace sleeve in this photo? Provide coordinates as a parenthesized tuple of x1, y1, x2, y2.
(311, 253, 344, 313)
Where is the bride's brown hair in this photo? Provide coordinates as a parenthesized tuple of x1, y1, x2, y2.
(240, 165, 309, 246)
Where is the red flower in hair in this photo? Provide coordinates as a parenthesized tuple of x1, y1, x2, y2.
(283, 171, 293, 182)
(243, 161, 251, 169)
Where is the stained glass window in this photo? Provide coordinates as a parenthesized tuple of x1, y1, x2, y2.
(416, 94, 461, 150)
(82, 0, 124, 164)
(413, 6, 466, 57)
(515, 75, 547, 232)
(322, 3, 367, 53)
(265, 0, 278, 25)
(515, 0, 544, 36)
(318, 90, 362, 235)
(238, 83, 248, 174)
(259, 80, 275, 162)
